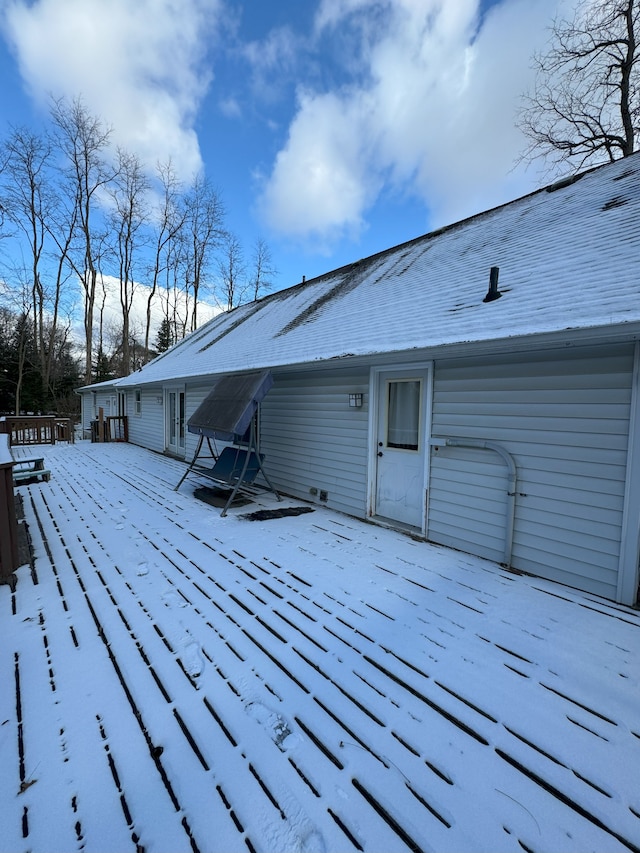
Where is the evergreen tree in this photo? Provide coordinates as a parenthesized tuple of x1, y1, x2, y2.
(93, 346, 116, 382)
(50, 334, 81, 415)
(0, 305, 82, 413)
(155, 318, 174, 353)
(0, 307, 15, 413)
(11, 312, 41, 413)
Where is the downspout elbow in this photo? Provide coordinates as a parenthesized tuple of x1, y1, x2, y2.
(439, 437, 517, 567)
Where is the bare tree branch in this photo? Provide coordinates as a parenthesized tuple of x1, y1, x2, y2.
(518, 0, 639, 173)
(108, 148, 149, 375)
(50, 95, 118, 383)
(217, 232, 246, 311)
(249, 238, 277, 302)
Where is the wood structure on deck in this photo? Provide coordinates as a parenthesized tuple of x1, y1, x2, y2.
(90, 412, 128, 443)
(0, 435, 19, 584)
(1, 443, 639, 853)
(0, 416, 74, 446)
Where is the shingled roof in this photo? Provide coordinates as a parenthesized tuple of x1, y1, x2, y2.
(118, 154, 640, 388)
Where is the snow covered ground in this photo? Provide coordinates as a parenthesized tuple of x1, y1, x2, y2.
(1, 441, 639, 853)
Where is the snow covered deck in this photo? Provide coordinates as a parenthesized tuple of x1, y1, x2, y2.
(1, 442, 639, 853)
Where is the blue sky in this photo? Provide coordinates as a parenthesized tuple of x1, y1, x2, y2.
(0, 0, 570, 294)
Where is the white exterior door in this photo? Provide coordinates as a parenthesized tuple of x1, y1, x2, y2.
(166, 389, 186, 457)
(374, 368, 430, 529)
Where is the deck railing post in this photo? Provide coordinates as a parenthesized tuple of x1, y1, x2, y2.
(0, 435, 19, 585)
(104, 415, 128, 442)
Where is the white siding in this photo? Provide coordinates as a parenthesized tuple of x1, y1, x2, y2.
(94, 390, 116, 416)
(162, 371, 370, 517)
(184, 382, 215, 461)
(80, 393, 95, 435)
(260, 369, 370, 517)
(124, 380, 220, 459)
(428, 345, 634, 600)
(126, 386, 165, 453)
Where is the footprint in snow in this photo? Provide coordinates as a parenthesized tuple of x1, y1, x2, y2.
(181, 641, 204, 678)
(162, 590, 186, 608)
(245, 701, 296, 750)
(299, 829, 326, 853)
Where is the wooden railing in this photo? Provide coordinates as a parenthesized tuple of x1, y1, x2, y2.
(0, 434, 19, 584)
(0, 416, 75, 446)
(90, 414, 128, 442)
(107, 415, 128, 442)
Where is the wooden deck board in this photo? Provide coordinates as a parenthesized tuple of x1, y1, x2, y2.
(2, 442, 639, 853)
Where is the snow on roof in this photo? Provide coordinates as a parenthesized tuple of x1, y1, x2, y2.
(118, 155, 640, 388)
(75, 377, 120, 392)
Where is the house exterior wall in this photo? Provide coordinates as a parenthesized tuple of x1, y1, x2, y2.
(259, 367, 370, 518)
(79, 387, 118, 436)
(427, 343, 634, 601)
(123, 380, 219, 459)
(80, 338, 639, 603)
(126, 386, 165, 453)
(80, 392, 95, 436)
(184, 382, 216, 461)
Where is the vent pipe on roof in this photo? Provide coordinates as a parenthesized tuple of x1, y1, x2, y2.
(483, 266, 502, 303)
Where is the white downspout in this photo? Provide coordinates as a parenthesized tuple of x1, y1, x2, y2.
(617, 341, 640, 605)
(430, 437, 517, 567)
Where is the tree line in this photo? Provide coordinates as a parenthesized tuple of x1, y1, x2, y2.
(0, 96, 276, 414)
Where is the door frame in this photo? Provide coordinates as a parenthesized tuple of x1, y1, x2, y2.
(164, 385, 186, 458)
(367, 362, 434, 533)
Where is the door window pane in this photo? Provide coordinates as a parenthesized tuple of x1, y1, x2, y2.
(387, 380, 420, 450)
(169, 393, 177, 444)
(179, 392, 186, 449)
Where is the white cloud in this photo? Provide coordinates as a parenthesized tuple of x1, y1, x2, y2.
(240, 24, 305, 107)
(89, 275, 219, 350)
(243, 24, 300, 76)
(314, 0, 380, 34)
(219, 96, 242, 119)
(259, 0, 563, 241)
(2, 0, 222, 182)
(257, 88, 380, 241)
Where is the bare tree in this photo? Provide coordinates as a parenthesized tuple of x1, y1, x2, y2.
(50, 96, 117, 383)
(95, 273, 110, 359)
(109, 148, 149, 375)
(217, 232, 246, 311)
(144, 160, 186, 356)
(158, 230, 190, 342)
(0, 267, 33, 414)
(173, 234, 192, 339)
(182, 175, 224, 330)
(1, 126, 78, 400)
(44, 212, 78, 395)
(2, 128, 50, 383)
(249, 237, 276, 301)
(519, 0, 639, 172)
